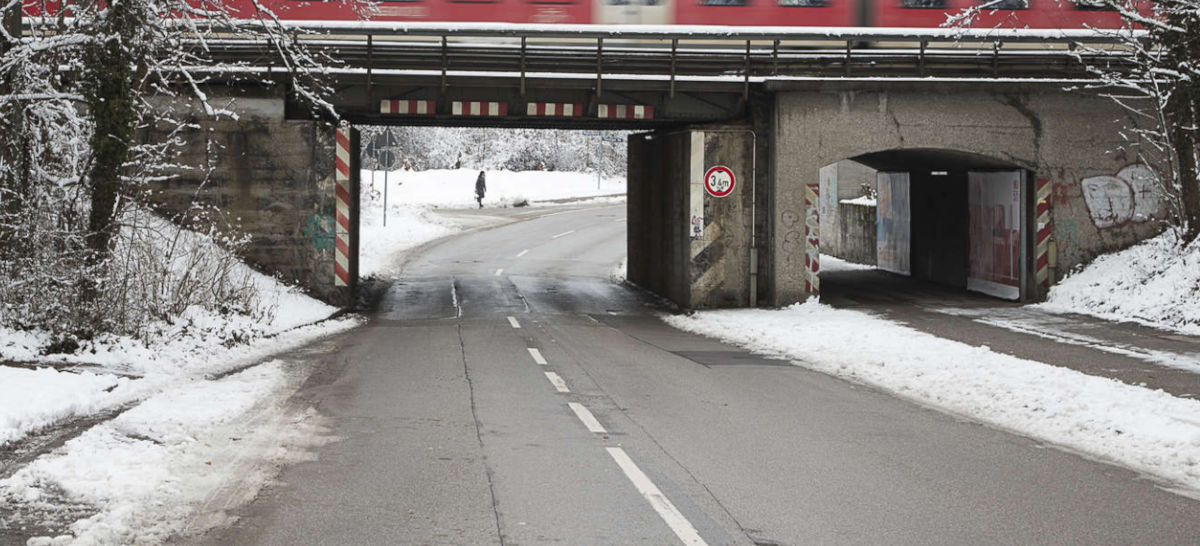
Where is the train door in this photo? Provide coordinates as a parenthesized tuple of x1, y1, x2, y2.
(594, 0, 676, 25)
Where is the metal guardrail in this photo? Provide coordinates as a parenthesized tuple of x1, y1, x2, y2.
(23, 19, 1142, 91)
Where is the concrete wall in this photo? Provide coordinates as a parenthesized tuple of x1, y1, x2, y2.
(820, 160, 876, 259)
(628, 127, 756, 309)
(771, 85, 1161, 306)
(838, 203, 877, 266)
(143, 95, 352, 305)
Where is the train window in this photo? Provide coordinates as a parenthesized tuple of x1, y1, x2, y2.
(1075, 0, 1116, 9)
(901, 0, 946, 7)
(699, 0, 749, 6)
(979, 0, 1028, 8)
(778, 0, 827, 6)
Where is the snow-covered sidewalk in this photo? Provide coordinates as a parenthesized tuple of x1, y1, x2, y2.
(665, 301, 1200, 495)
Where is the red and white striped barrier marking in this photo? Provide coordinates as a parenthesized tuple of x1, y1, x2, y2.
(452, 101, 507, 116)
(597, 104, 653, 120)
(334, 126, 352, 288)
(1035, 177, 1052, 290)
(804, 183, 820, 294)
(380, 100, 435, 115)
(526, 102, 582, 117)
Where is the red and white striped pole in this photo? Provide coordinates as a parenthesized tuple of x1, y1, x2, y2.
(1034, 177, 1052, 292)
(334, 126, 352, 288)
(805, 183, 820, 294)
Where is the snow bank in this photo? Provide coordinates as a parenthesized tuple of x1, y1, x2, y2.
(365, 168, 626, 209)
(665, 301, 1200, 494)
(358, 197, 458, 278)
(2, 362, 330, 545)
(1037, 230, 1200, 335)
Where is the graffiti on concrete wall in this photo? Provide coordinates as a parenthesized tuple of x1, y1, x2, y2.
(303, 214, 336, 251)
(1081, 164, 1164, 229)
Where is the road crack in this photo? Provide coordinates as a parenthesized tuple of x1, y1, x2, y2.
(456, 323, 505, 546)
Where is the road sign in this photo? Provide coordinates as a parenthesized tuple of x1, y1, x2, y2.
(704, 165, 735, 198)
(582, 130, 602, 136)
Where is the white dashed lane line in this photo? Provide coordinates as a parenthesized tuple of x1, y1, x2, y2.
(508, 316, 521, 329)
(551, 230, 576, 239)
(527, 348, 548, 365)
(494, 268, 504, 276)
(516, 249, 529, 258)
(607, 447, 708, 546)
(544, 371, 570, 393)
(568, 402, 607, 434)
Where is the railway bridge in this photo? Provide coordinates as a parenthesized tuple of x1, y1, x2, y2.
(150, 23, 1158, 308)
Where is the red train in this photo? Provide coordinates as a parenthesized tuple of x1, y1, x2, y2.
(236, 0, 1128, 29)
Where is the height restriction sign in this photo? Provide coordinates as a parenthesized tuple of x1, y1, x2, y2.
(704, 166, 736, 198)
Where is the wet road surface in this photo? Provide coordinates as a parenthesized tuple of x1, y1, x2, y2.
(196, 204, 1200, 546)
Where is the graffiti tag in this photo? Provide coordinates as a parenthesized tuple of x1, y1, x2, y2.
(303, 214, 336, 251)
(1080, 164, 1164, 229)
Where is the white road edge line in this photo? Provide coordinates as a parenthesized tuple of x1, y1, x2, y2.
(527, 348, 548, 365)
(567, 402, 606, 434)
(508, 316, 521, 329)
(551, 230, 576, 239)
(494, 268, 504, 276)
(544, 371, 569, 393)
(517, 249, 529, 258)
(606, 447, 708, 546)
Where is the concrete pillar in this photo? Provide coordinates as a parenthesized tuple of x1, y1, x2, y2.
(627, 126, 756, 309)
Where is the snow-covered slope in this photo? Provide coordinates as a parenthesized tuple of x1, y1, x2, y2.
(365, 168, 626, 209)
(1037, 230, 1200, 335)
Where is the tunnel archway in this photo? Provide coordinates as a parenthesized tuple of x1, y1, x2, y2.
(817, 148, 1032, 302)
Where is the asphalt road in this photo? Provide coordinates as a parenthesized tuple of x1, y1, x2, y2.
(196, 203, 1200, 546)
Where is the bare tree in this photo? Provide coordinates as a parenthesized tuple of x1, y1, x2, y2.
(949, 1, 1198, 241)
(0, 0, 366, 342)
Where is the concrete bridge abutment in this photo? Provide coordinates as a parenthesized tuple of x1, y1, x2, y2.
(769, 83, 1164, 307)
(145, 93, 360, 306)
(627, 124, 764, 310)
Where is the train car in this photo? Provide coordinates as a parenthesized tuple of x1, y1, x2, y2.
(28, 0, 1133, 30)
(870, 0, 1129, 29)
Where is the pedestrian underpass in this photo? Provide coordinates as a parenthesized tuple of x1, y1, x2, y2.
(817, 149, 1035, 303)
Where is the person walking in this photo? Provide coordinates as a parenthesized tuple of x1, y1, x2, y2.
(474, 170, 487, 208)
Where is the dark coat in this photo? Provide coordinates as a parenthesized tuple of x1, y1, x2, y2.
(475, 173, 487, 196)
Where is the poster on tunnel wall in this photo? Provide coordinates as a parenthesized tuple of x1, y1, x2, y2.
(875, 172, 911, 276)
(967, 171, 1023, 300)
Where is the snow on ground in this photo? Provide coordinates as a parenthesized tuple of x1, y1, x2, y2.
(3, 361, 331, 545)
(365, 168, 626, 209)
(665, 301, 1200, 494)
(933, 306, 1200, 375)
(357, 168, 627, 277)
(820, 254, 876, 273)
(1036, 230, 1200, 336)
(611, 256, 628, 283)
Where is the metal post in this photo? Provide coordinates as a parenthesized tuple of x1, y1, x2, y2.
(918, 39, 926, 77)
(366, 34, 374, 107)
(596, 37, 603, 98)
(383, 168, 388, 227)
(744, 40, 751, 101)
(596, 136, 602, 190)
(844, 40, 852, 77)
(441, 36, 448, 93)
(669, 38, 677, 99)
(520, 36, 527, 97)
(772, 39, 779, 75)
